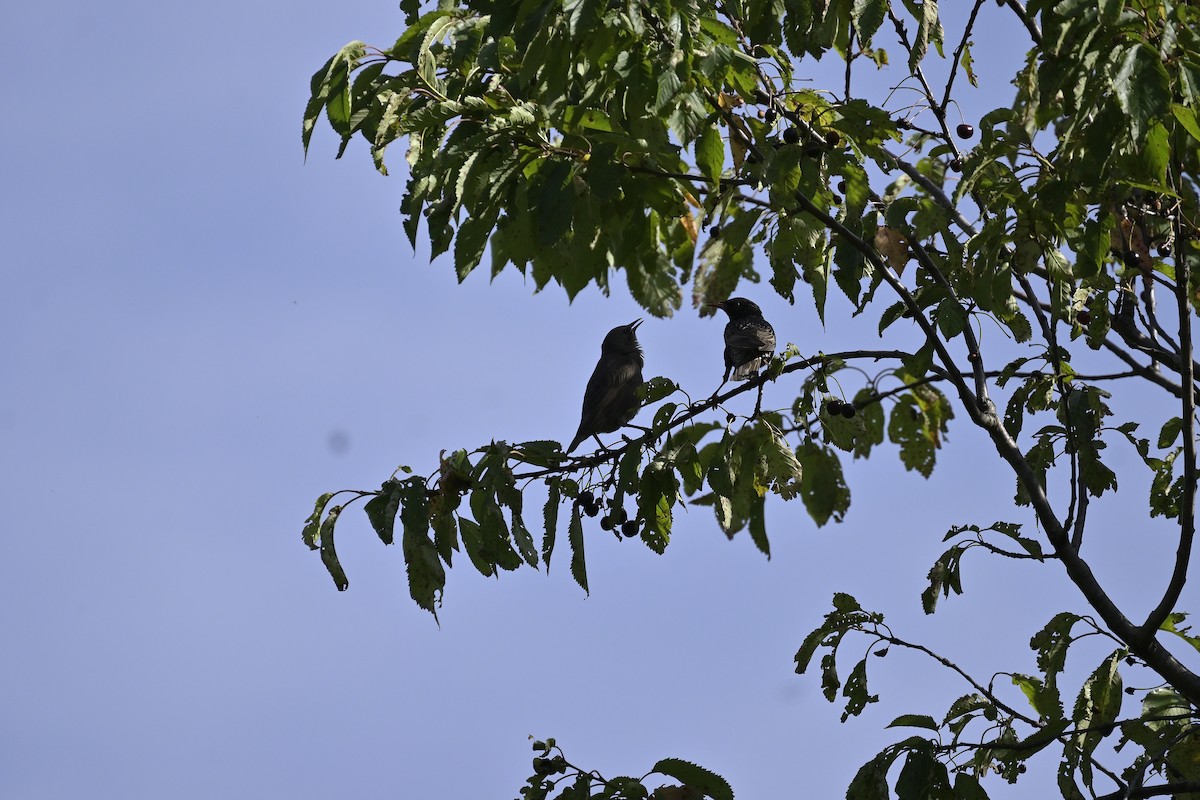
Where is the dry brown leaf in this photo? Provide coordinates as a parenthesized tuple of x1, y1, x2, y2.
(875, 226, 910, 273)
(680, 210, 699, 244)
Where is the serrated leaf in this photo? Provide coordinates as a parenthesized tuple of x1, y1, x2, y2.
(318, 504, 349, 591)
(543, 479, 560, 570)
(302, 492, 334, 550)
(887, 714, 938, 731)
(651, 759, 733, 800)
(1172, 103, 1200, 144)
(363, 480, 402, 545)
(569, 505, 588, 593)
(850, 0, 886, 48)
(1159, 417, 1184, 449)
(1113, 44, 1171, 140)
(797, 441, 850, 525)
(695, 125, 725, 184)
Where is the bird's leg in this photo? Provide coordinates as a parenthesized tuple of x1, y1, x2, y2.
(710, 372, 729, 399)
(752, 381, 765, 419)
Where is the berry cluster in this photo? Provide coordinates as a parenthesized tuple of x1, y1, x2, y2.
(577, 490, 639, 538)
(824, 399, 857, 418)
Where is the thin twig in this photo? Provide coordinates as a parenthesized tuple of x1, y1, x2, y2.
(939, 0, 987, 115)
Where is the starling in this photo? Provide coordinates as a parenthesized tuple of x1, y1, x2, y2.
(567, 319, 645, 453)
(710, 297, 776, 383)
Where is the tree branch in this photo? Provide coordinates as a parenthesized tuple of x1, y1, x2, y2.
(1142, 219, 1198, 636)
(999, 0, 1043, 46)
(1096, 782, 1200, 800)
(510, 350, 913, 480)
(791, 185, 1200, 707)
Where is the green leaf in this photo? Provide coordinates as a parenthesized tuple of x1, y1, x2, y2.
(651, 759, 733, 800)
(1113, 44, 1170, 139)
(302, 41, 367, 156)
(458, 516, 495, 577)
(1159, 417, 1184, 449)
(318, 504, 349, 591)
(895, 745, 949, 800)
(841, 657, 879, 720)
(561, 105, 615, 133)
(363, 479, 402, 545)
(302, 492, 334, 550)
(400, 479, 444, 616)
(542, 479, 560, 570)
(535, 160, 575, 247)
(1172, 103, 1200, 144)
(887, 714, 938, 731)
(695, 124, 725, 184)
(568, 505, 588, 593)
(1072, 650, 1125, 783)
(1159, 612, 1200, 654)
(852, 0, 887, 47)
(797, 441, 850, 525)
(951, 773, 989, 800)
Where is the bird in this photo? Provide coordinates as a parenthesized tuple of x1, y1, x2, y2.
(567, 319, 645, 454)
(709, 297, 776, 383)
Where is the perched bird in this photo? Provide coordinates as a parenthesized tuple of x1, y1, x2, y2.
(567, 319, 645, 453)
(710, 297, 776, 383)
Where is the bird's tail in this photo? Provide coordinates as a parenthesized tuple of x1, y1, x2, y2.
(732, 358, 765, 380)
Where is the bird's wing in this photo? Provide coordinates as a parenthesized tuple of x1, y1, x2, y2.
(726, 319, 776, 352)
(582, 358, 642, 416)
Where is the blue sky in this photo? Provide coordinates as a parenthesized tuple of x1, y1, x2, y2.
(2, 2, 1194, 798)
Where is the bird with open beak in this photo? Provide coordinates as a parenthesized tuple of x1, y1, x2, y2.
(567, 319, 645, 453)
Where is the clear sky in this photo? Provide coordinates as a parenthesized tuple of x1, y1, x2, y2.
(2, 2, 1194, 798)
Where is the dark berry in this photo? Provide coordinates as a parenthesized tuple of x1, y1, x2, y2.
(837, 179, 847, 193)
(967, 351, 980, 363)
(840, 404, 856, 418)
(1159, 243, 1172, 257)
(949, 158, 963, 173)
(783, 126, 800, 144)
(825, 399, 843, 415)
(956, 123, 974, 139)
(824, 131, 841, 148)
(621, 520, 639, 538)
(1076, 309, 1091, 325)
(579, 490, 594, 506)
(611, 508, 628, 524)
(584, 503, 600, 518)
(765, 108, 778, 124)
(600, 516, 614, 531)
(710, 225, 721, 238)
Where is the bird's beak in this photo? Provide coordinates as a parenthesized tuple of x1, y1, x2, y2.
(707, 301, 724, 310)
(629, 318, 643, 331)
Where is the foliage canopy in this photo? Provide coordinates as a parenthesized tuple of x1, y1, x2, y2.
(302, 0, 1200, 797)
